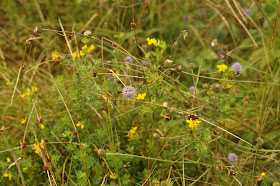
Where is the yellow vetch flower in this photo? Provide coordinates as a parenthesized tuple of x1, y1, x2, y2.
(31, 86, 38, 92)
(20, 93, 26, 100)
(136, 93, 146, 100)
(6, 81, 13, 86)
(76, 122, 85, 129)
(32, 144, 40, 154)
(146, 37, 157, 45)
(87, 44, 95, 53)
(127, 126, 138, 138)
(40, 139, 45, 149)
(73, 52, 77, 58)
(3, 173, 12, 180)
(109, 172, 116, 180)
(7, 158, 11, 163)
(186, 118, 201, 130)
(76, 122, 81, 127)
(226, 84, 232, 88)
(256, 172, 266, 181)
(81, 124, 85, 129)
(217, 64, 228, 72)
(52, 53, 62, 61)
(80, 51, 85, 56)
(82, 45, 87, 50)
(23, 167, 28, 171)
(25, 88, 31, 96)
(21, 118, 26, 124)
(112, 71, 117, 77)
(40, 124, 45, 130)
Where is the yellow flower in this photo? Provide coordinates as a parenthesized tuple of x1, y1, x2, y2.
(87, 45, 95, 53)
(109, 172, 116, 180)
(21, 118, 26, 124)
(52, 53, 62, 61)
(146, 37, 157, 45)
(31, 86, 38, 92)
(127, 126, 138, 138)
(7, 157, 11, 163)
(3, 173, 12, 180)
(217, 64, 228, 72)
(40, 124, 45, 130)
(82, 45, 87, 50)
(25, 88, 31, 96)
(112, 71, 117, 77)
(73, 52, 77, 59)
(6, 81, 13, 86)
(81, 124, 85, 129)
(32, 144, 40, 154)
(256, 172, 266, 181)
(80, 51, 85, 56)
(186, 118, 201, 130)
(76, 122, 81, 127)
(40, 139, 45, 149)
(23, 167, 28, 171)
(226, 84, 232, 88)
(136, 93, 146, 100)
(76, 122, 84, 129)
(20, 93, 26, 100)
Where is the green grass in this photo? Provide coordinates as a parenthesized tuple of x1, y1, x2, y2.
(0, 0, 280, 185)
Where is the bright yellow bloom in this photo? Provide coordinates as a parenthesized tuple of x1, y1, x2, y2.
(217, 64, 228, 72)
(32, 144, 40, 154)
(52, 53, 62, 61)
(127, 126, 138, 138)
(21, 118, 26, 124)
(76, 122, 84, 129)
(186, 118, 201, 130)
(256, 172, 266, 181)
(7, 157, 11, 163)
(6, 81, 13, 86)
(109, 172, 116, 180)
(81, 124, 85, 129)
(76, 122, 81, 127)
(87, 45, 95, 53)
(40, 124, 45, 130)
(40, 139, 45, 149)
(25, 88, 31, 96)
(3, 173, 12, 180)
(80, 51, 85, 56)
(146, 37, 157, 45)
(73, 52, 77, 58)
(226, 84, 232, 88)
(136, 93, 146, 100)
(23, 167, 28, 171)
(82, 45, 87, 50)
(31, 86, 38, 92)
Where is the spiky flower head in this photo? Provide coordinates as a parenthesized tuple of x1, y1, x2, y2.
(190, 86, 195, 93)
(122, 86, 136, 99)
(141, 60, 147, 66)
(124, 56, 133, 63)
(228, 153, 238, 163)
(232, 62, 242, 74)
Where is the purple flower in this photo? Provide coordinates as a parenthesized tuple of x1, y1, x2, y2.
(244, 8, 250, 16)
(124, 56, 133, 63)
(108, 76, 114, 81)
(200, 9, 206, 15)
(232, 62, 242, 74)
(183, 16, 190, 22)
(228, 153, 238, 163)
(122, 85, 136, 99)
(141, 60, 147, 66)
(190, 86, 195, 93)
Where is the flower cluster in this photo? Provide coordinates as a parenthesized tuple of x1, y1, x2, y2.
(124, 56, 133, 63)
(190, 86, 195, 93)
(127, 126, 138, 139)
(3, 173, 12, 180)
(232, 62, 242, 74)
(52, 52, 63, 61)
(76, 121, 85, 129)
(32, 139, 45, 154)
(146, 37, 158, 45)
(73, 44, 95, 58)
(217, 64, 228, 72)
(20, 86, 38, 100)
(227, 153, 238, 163)
(122, 86, 136, 99)
(256, 172, 266, 181)
(136, 93, 146, 100)
(186, 118, 201, 130)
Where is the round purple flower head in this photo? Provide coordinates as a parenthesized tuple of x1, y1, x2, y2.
(141, 60, 147, 66)
(108, 76, 114, 81)
(232, 62, 242, 74)
(122, 85, 136, 99)
(228, 153, 238, 163)
(124, 56, 133, 63)
(190, 86, 195, 93)
(183, 16, 190, 22)
(244, 8, 250, 16)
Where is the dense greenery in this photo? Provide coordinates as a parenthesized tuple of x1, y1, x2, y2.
(1, 0, 280, 185)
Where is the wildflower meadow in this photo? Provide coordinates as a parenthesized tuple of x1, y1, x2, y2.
(0, 0, 280, 185)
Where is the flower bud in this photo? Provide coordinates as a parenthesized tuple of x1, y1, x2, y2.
(164, 59, 173, 68)
(169, 107, 177, 114)
(212, 83, 221, 93)
(34, 26, 43, 33)
(163, 102, 168, 107)
(203, 83, 209, 89)
(175, 64, 183, 72)
(255, 137, 264, 145)
(189, 63, 195, 69)
(199, 67, 207, 75)
(153, 133, 160, 140)
(97, 149, 106, 157)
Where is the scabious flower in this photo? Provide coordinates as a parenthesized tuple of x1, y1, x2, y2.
(231, 62, 242, 74)
(228, 153, 238, 163)
(141, 60, 147, 66)
(186, 118, 201, 130)
(124, 56, 133, 63)
(146, 37, 157, 45)
(122, 86, 136, 99)
(217, 64, 228, 72)
(190, 86, 195, 93)
(244, 8, 250, 16)
(136, 93, 146, 100)
(108, 76, 114, 81)
(183, 16, 190, 22)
